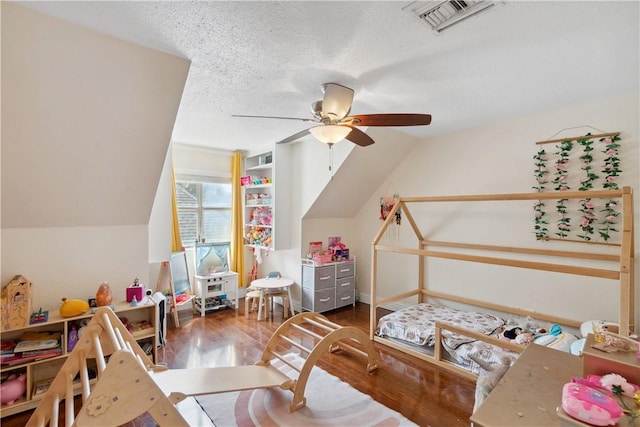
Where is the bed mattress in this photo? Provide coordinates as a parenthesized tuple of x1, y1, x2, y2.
(376, 303, 505, 349)
(376, 303, 578, 375)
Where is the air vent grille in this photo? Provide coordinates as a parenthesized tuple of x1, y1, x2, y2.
(404, 1, 495, 33)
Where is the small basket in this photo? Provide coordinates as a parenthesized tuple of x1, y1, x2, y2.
(312, 252, 333, 265)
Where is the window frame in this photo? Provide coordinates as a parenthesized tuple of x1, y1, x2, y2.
(175, 174, 232, 248)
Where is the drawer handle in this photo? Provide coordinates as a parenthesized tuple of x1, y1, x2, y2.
(340, 296, 351, 301)
(319, 276, 331, 280)
(320, 297, 331, 303)
(339, 268, 350, 273)
(340, 282, 351, 287)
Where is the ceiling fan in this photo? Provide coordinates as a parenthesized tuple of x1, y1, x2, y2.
(233, 83, 432, 147)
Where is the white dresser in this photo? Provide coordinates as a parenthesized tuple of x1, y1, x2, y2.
(301, 259, 356, 313)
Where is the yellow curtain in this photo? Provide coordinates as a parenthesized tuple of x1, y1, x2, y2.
(171, 167, 183, 253)
(230, 152, 245, 287)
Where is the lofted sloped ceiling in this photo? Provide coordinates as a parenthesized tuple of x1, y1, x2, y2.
(304, 127, 420, 219)
(1, 3, 190, 228)
(10, 1, 639, 152)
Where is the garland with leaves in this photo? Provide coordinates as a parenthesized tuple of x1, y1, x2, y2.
(600, 135, 622, 241)
(553, 140, 572, 238)
(577, 135, 598, 240)
(533, 132, 622, 242)
(532, 149, 549, 239)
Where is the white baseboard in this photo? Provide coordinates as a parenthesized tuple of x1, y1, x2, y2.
(358, 292, 411, 312)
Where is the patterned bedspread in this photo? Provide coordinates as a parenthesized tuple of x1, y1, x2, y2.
(376, 303, 505, 349)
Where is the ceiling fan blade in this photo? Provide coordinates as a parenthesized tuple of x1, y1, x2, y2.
(344, 126, 375, 147)
(233, 114, 317, 123)
(276, 128, 312, 144)
(344, 113, 432, 127)
(321, 83, 354, 121)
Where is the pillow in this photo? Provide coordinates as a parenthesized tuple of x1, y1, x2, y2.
(534, 334, 557, 347)
(547, 332, 578, 352)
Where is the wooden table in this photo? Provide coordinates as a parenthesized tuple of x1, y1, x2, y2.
(470, 343, 582, 426)
(250, 277, 295, 321)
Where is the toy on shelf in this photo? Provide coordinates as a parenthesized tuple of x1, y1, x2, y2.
(249, 206, 272, 226)
(126, 278, 145, 303)
(246, 193, 271, 206)
(240, 175, 272, 186)
(59, 298, 90, 318)
(1, 275, 32, 331)
(30, 308, 48, 324)
(245, 227, 272, 248)
(96, 281, 113, 307)
(1, 373, 27, 405)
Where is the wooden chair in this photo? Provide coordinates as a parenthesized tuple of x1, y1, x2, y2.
(244, 289, 269, 317)
(245, 289, 291, 320)
(245, 271, 285, 319)
(265, 289, 291, 318)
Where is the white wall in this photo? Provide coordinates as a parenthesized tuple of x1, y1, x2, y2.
(355, 94, 639, 327)
(1, 4, 189, 310)
(2, 226, 149, 313)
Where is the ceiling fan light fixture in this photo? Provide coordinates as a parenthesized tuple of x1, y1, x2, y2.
(309, 125, 351, 145)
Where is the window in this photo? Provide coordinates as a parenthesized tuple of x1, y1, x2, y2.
(175, 176, 232, 247)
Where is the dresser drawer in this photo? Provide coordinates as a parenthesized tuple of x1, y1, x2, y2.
(335, 276, 354, 292)
(312, 265, 335, 290)
(335, 277, 355, 308)
(313, 288, 335, 313)
(335, 288, 354, 308)
(335, 262, 355, 279)
(301, 286, 335, 312)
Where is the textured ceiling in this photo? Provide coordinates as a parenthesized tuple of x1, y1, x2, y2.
(14, 1, 640, 151)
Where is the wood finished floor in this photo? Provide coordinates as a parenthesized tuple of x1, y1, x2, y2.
(2, 302, 476, 427)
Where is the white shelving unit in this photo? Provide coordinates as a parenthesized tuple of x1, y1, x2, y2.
(243, 152, 274, 249)
(242, 147, 290, 251)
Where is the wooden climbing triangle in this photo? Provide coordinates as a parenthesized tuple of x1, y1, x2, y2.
(27, 309, 378, 426)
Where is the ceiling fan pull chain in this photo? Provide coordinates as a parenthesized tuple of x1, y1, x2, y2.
(329, 145, 334, 179)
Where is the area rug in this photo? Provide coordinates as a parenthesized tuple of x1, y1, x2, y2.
(195, 353, 418, 427)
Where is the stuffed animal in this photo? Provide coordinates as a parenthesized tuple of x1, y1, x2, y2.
(503, 327, 522, 340)
(502, 326, 542, 345)
(59, 298, 90, 318)
(515, 332, 534, 345)
(0, 373, 26, 404)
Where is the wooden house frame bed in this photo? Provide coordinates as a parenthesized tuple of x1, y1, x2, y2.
(369, 187, 635, 380)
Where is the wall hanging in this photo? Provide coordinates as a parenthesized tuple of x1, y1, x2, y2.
(533, 130, 622, 242)
(380, 190, 401, 240)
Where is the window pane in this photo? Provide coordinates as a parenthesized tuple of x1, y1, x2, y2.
(178, 208, 198, 245)
(176, 182, 198, 207)
(202, 209, 232, 242)
(202, 183, 231, 208)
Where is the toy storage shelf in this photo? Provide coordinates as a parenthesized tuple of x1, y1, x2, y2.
(0, 301, 158, 418)
(243, 151, 274, 250)
(242, 147, 291, 252)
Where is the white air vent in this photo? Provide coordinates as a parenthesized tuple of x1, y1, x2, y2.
(404, 1, 495, 33)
